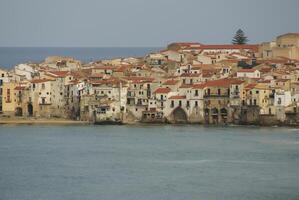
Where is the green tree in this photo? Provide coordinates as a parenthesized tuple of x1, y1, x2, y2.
(232, 29, 248, 45)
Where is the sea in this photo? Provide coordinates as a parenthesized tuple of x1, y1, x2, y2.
(0, 47, 162, 69)
(0, 125, 299, 200)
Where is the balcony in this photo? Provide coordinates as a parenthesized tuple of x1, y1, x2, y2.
(204, 94, 229, 98)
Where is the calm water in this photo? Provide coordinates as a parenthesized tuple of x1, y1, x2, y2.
(0, 47, 161, 68)
(0, 125, 299, 200)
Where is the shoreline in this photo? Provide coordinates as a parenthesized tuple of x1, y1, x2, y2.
(0, 118, 89, 125)
(0, 118, 299, 128)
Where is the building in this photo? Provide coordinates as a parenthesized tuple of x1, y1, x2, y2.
(259, 33, 299, 60)
(237, 69, 260, 79)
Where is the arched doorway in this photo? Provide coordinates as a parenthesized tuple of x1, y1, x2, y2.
(211, 108, 219, 124)
(27, 103, 33, 117)
(204, 108, 210, 123)
(172, 107, 188, 123)
(220, 108, 228, 123)
(15, 107, 23, 116)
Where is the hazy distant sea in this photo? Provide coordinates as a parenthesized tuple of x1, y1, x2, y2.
(0, 47, 161, 68)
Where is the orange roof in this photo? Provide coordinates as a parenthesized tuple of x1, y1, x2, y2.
(154, 87, 171, 94)
(192, 83, 206, 89)
(47, 71, 69, 78)
(169, 42, 203, 47)
(245, 83, 257, 90)
(230, 79, 245, 84)
(14, 86, 26, 90)
(114, 65, 131, 72)
(30, 78, 53, 84)
(93, 66, 116, 70)
(204, 79, 241, 88)
(199, 44, 259, 52)
(163, 79, 179, 85)
(169, 95, 186, 100)
(180, 84, 193, 88)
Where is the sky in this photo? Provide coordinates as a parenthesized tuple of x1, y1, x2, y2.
(0, 0, 299, 47)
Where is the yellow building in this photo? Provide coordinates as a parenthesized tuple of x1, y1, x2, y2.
(245, 83, 274, 115)
(2, 82, 17, 115)
(259, 33, 299, 60)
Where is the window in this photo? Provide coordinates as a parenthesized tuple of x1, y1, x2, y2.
(195, 101, 198, 107)
(256, 91, 259, 94)
(186, 101, 190, 107)
(41, 83, 45, 89)
(278, 98, 282, 105)
(160, 95, 163, 100)
(253, 99, 257, 105)
(218, 89, 221, 96)
(6, 89, 11, 102)
(195, 90, 198, 96)
(171, 100, 174, 108)
(179, 100, 182, 107)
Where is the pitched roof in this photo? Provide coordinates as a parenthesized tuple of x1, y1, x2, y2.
(14, 86, 26, 90)
(192, 83, 206, 89)
(169, 95, 186, 100)
(46, 71, 69, 78)
(154, 87, 171, 94)
(163, 79, 179, 85)
(30, 78, 53, 84)
(199, 44, 259, 52)
(238, 68, 258, 73)
(245, 83, 258, 90)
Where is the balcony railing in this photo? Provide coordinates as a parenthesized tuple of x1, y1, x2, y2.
(204, 94, 229, 98)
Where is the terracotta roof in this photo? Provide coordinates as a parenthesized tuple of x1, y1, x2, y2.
(192, 83, 206, 89)
(14, 86, 26, 90)
(169, 95, 186, 100)
(204, 79, 233, 87)
(245, 83, 258, 90)
(154, 87, 171, 94)
(93, 66, 116, 70)
(180, 84, 193, 88)
(163, 79, 179, 85)
(169, 42, 203, 47)
(47, 71, 69, 78)
(230, 79, 245, 84)
(199, 44, 259, 52)
(114, 65, 131, 72)
(30, 78, 53, 84)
